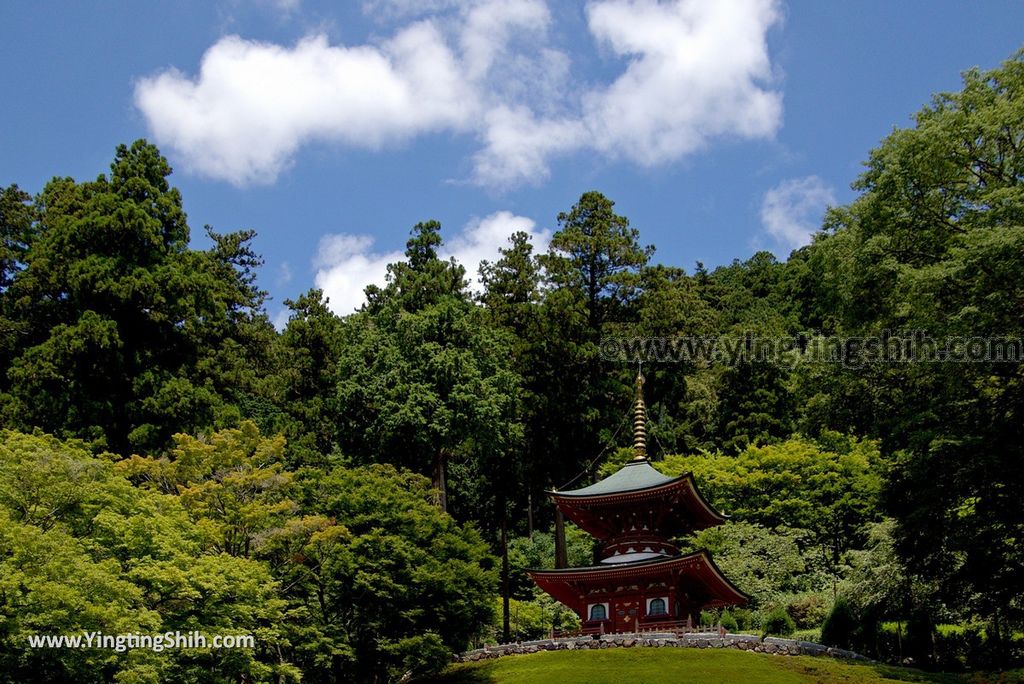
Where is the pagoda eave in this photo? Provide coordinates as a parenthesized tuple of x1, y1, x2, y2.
(527, 550, 748, 613)
(549, 474, 728, 539)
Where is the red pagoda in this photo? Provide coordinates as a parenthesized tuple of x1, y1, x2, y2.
(528, 373, 747, 634)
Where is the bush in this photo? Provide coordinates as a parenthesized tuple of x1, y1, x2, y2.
(820, 597, 856, 649)
(873, 622, 905, 664)
(792, 628, 821, 643)
(491, 592, 581, 642)
(390, 632, 451, 680)
(731, 607, 755, 631)
(762, 606, 796, 637)
(786, 592, 830, 629)
(720, 611, 738, 632)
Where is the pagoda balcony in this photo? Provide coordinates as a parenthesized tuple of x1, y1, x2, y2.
(599, 535, 679, 562)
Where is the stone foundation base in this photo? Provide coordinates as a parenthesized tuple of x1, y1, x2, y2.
(457, 632, 870, 663)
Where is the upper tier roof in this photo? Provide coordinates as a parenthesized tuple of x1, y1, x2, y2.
(553, 459, 679, 497)
(548, 459, 728, 538)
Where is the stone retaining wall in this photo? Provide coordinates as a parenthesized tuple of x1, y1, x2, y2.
(457, 632, 870, 663)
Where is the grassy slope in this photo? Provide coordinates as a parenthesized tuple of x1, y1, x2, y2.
(420, 648, 1000, 684)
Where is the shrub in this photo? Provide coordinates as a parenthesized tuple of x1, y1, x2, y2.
(720, 611, 739, 632)
(731, 607, 755, 631)
(762, 606, 796, 637)
(820, 597, 856, 649)
(792, 628, 822, 643)
(391, 632, 451, 680)
(933, 623, 985, 671)
(786, 592, 830, 629)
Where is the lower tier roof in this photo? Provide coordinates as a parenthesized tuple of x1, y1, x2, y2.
(527, 550, 748, 611)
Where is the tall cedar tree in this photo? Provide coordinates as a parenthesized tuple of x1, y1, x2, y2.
(533, 192, 653, 495)
(0, 141, 273, 453)
(338, 220, 524, 517)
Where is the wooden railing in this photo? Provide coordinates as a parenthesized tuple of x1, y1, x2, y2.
(637, 618, 696, 634)
(553, 619, 728, 639)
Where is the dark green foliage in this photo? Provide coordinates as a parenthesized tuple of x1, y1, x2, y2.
(662, 435, 886, 578)
(716, 360, 795, 452)
(491, 594, 580, 642)
(0, 183, 35, 292)
(762, 606, 796, 637)
(684, 521, 824, 606)
(540, 191, 653, 331)
(0, 423, 498, 683)
(284, 463, 497, 682)
(821, 598, 857, 650)
(333, 220, 524, 522)
(799, 50, 1024, 647)
(0, 141, 273, 454)
(266, 288, 344, 466)
(479, 230, 542, 326)
(730, 608, 755, 632)
(365, 219, 467, 315)
(3, 48, 1024, 676)
(526, 192, 653, 496)
(507, 525, 596, 598)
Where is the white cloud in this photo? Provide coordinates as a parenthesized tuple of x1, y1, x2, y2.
(583, 0, 782, 164)
(135, 27, 473, 185)
(136, 0, 784, 188)
(312, 212, 549, 314)
(459, 0, 551, 82)
(312, 234, 403, 314)
(444, 211, 551, 293)
(272, 306, 293, 331)
(473, 106, 585, 186)
(760, 175, 835, 251)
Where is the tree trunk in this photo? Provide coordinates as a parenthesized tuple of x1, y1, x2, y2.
(527, 490, 534, 540)
(896, 619, 903, 663)
(432, 449, 447, 513)
(501, 500, 511, 643)
(992, 606, 1004, 668)
(554, 508, 568, 568)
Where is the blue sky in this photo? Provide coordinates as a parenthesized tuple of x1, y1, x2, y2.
(2, 1, 1023, 325)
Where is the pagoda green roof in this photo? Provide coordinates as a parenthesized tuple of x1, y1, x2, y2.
(552, 459, 681, 497)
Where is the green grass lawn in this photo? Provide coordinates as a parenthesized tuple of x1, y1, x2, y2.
(419, 648, 1021, 684)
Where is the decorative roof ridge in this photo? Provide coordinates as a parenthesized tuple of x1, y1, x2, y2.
(544, 469, 687, 498)
(525, 550, 699, 575)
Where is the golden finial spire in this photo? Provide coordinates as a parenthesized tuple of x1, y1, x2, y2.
(632, 367, 648, 461)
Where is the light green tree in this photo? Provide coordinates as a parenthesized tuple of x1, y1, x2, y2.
(0, 429, 288, 683)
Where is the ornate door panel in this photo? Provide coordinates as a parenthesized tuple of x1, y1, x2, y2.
(612, 598, 639, 633)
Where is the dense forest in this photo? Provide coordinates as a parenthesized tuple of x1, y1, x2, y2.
(1, 51, 1023, 683)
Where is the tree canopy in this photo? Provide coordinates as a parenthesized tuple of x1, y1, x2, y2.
(3, 47, 1024, 678)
